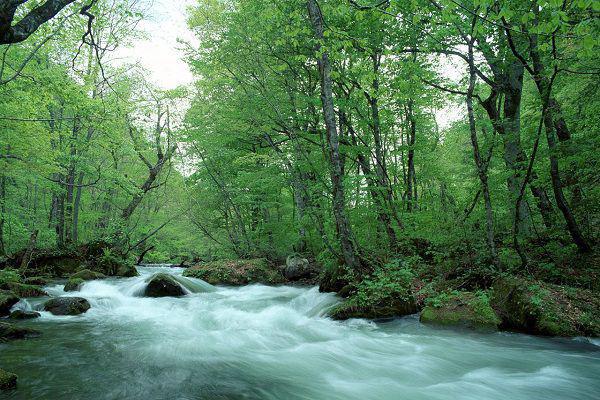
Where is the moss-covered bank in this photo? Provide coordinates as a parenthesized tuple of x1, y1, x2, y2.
(183, 259, 284, 285)
(420, 291, 500, 331)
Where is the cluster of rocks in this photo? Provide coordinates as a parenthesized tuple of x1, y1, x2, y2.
(323, 271, 600, 337)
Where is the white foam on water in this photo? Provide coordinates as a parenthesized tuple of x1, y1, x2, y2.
(3, 265, 599, 400)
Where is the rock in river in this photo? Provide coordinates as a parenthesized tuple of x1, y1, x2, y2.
(0, 322, 41, 341)
(144, 273, 186, 297)
(8, 310, 41, 320)
(44, 297, 91, 316)
(64, 278, 85, 292)
(0, 290, 19, 317)
(0, 369, 17, 391)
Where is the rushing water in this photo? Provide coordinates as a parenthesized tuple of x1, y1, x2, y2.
(1, 266, 599, 400)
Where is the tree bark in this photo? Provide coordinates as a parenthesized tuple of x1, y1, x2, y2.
(0, 174, 5, 256)
(307, 0, 361, 271)
(0, 0, 76, 44)
(466, 41, 499, 268)
(528, 29, 591, 252)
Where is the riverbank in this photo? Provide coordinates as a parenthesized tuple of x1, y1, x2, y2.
(1, 265, 599, 399)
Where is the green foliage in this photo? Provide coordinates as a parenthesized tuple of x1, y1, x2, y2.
(0, 270, 21, 286)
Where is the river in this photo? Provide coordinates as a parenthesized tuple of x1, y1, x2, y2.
(1, 265, 599, 399)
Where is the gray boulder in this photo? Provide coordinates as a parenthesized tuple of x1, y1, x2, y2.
(144, 273, 186, 297)
(44, 297, 90, 315)
(283, 255, 313, 281)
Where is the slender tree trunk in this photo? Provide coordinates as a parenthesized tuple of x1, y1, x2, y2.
(0, 174, 6, 256)
(466, 42, 499, 268)
(307, 0, 360, 271)
(64, 117, 80, 245)
(405, 101, 417, 212)
(528, 30, 590, 252)
(20, 229, 38, 270)
(342, 112, 397, 248)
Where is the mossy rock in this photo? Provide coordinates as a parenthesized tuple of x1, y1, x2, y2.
(330, 295, 418, 320)
(64, 278, 85, 292)
(420, 291, 500, 331)
(114, 263, 138, 277)
(9, 310, 41, 320)
(23, 276, 49, 286)
(0, 322, 41, 341)
(70, 269, 106, 281)
(0, 369, 17, 391)
(183, 259, 284, 285)
(0, 290, 19, 317)
(329, 264, 418, 320)
(1, 282, 46, 297)
(44, 297, 90, 316)
(491, 276, 600, 337)
(144, 273, 186, 297)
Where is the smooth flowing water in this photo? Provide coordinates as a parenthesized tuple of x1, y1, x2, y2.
(1, 266, 599, 400)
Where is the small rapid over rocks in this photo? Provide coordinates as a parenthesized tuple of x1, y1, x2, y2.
(1, 266, 599, 400)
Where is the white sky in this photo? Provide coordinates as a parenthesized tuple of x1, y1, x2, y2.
(120, 0, 196, 90)
(118, 0, 461, 129)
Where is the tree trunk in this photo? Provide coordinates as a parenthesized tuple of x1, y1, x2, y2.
(307, 0, 360, 271)
(528, 28, 590, 252)
(0, 174, 5, 256)
(342, 112, 397, 248)
(405, 101, 417, 212)
(466, 42, 499, 268)
(20, 229, 38, 270)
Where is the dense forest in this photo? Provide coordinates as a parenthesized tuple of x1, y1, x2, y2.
(0, 0, 599, 397)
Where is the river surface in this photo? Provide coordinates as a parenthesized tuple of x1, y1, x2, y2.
(1, 266, 599, 400)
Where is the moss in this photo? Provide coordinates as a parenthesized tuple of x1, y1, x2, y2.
(329, 262, 417, 320)
(491, 276, 600, 337)
(23, 276, 49, 286)
(183, 259, 284, 285)
(0, 322, 41, 341)
(0, 290, 20, 316)
(330, 295, 417, 320)
(0, 269, 21, 285)
(1, 282, 46, 297)
(70, 269, 106, 281)
(64, 278, 85, 292)
(420, 291, 500, 331)
(0, 369, 17, 391)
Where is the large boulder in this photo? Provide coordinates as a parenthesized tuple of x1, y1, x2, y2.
(0, 290, 19, 317)
(144, 274, 186, 297)
(8, 310, 41, 320)
(0, 369, 17, 391)
(0, 322, 41, 341)
(64, 278, 85, 292)
(44, 297, 90, 316)
(183, 259, 284, 286)
(420, 291, 500, 331)
(70, 269, 106, 281)
(283, 255, 314, 281)
(491, 276, 600, 337)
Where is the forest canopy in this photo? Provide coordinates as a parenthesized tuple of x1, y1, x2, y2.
(0, 0, 599, 295)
